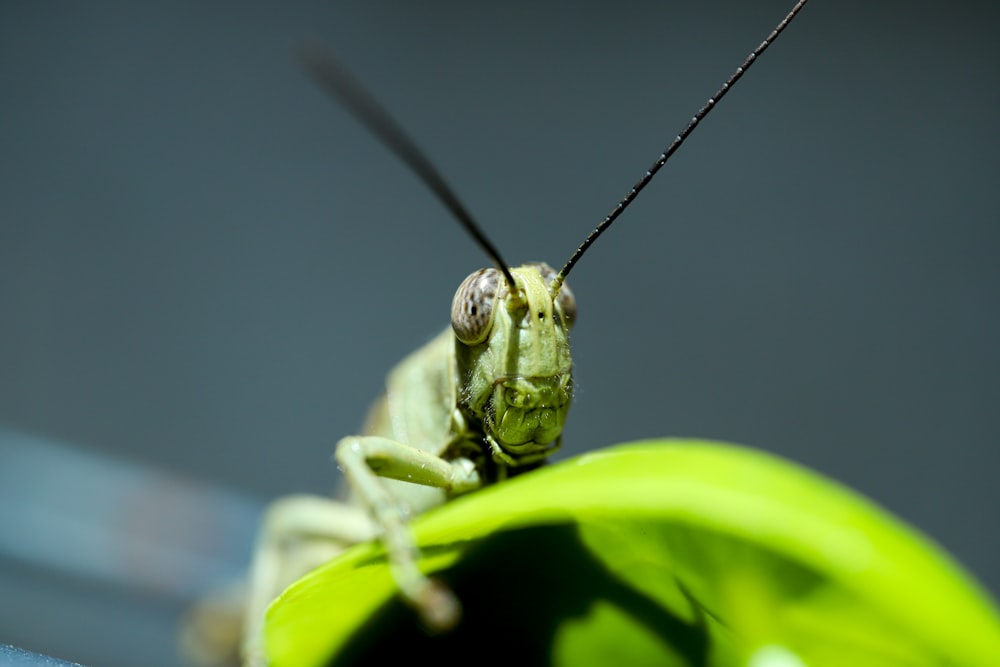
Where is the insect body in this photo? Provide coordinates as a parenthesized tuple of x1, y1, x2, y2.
(240, 263, 576, 663)
(236, 1, 810, 664)
(334, 263, 576, 625)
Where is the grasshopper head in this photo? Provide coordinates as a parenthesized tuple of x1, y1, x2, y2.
(451, 263, 576, 463)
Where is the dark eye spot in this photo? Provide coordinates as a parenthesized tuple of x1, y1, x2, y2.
(538, 311, 544, 320)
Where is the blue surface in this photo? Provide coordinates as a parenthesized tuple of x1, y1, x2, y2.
(0, 644, 87, 667)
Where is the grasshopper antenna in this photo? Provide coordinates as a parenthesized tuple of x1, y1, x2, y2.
(299, 43, 519, 291)
(552, 0, 809, 294)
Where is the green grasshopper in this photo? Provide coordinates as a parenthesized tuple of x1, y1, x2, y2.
(238, 1, 809, 664)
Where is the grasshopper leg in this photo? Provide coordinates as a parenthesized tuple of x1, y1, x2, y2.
(243, 495, 375, 666)
(334, 435, 481, 631)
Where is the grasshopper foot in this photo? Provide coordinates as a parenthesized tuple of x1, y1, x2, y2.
(416, 577, 461, 633)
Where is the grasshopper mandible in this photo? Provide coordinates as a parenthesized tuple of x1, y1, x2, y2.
(240, 1, 809, 663)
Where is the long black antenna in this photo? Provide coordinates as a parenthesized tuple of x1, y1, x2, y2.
(299, 44, 519, 291)
(552, 0, 809, 294)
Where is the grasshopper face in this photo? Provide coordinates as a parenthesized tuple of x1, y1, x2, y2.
(451, 263, 576, 462)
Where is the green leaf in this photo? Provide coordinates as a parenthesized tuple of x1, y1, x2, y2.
(264, 440, 1000, 666)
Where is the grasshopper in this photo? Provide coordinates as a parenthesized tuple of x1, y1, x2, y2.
(236, 1, 810, 664)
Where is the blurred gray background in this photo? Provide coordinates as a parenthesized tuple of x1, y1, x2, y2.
(1, 1, 998, 665)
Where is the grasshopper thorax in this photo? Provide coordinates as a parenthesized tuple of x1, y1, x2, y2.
(451, 263, 575, 462)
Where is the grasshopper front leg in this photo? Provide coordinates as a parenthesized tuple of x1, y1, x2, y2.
(335, 435, 481, 630)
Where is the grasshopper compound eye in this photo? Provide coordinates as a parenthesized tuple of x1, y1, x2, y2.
(451, 268, 501, 345)
(555, 281, 576, 329)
